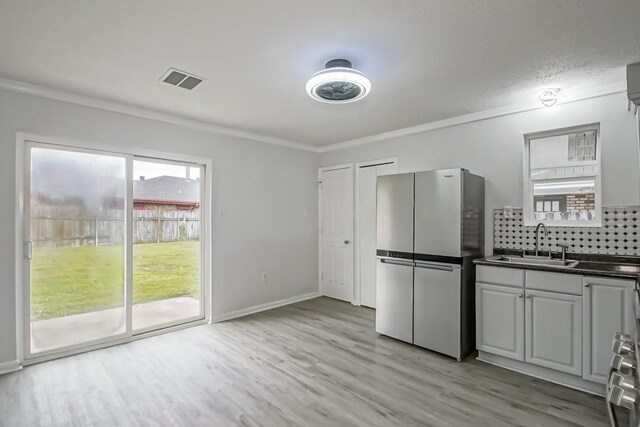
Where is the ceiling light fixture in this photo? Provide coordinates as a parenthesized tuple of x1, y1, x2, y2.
(539, 88, 560, 107)
(306, 59, 371, 103)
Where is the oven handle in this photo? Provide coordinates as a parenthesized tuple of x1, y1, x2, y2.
(607, 367, 620, 427)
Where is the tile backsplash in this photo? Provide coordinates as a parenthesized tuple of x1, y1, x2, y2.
(493, 207, 640, 256)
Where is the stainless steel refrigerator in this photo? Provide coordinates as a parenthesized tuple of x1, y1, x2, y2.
(376, 168, 484, 360)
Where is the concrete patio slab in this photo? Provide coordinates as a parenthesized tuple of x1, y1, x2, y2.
(31, 296, 200, 353)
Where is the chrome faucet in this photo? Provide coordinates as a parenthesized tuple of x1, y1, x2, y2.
(535, 222, 548, 257)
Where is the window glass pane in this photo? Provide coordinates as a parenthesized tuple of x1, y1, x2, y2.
(132, 160, 202, 331)
(30, 147, 126, 353)
(528, 128, 599, 223)
(532, 178, 596, 221)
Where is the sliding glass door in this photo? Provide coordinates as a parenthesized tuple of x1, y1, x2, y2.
(24, 141, 205, 358)
(131, 159, 203, 332)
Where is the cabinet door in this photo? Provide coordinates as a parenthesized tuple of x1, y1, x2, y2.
(476, 283, 524, 361)
(583, 276, 635, 384)
(525, 289, 582, 375)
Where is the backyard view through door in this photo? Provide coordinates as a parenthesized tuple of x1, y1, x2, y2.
(28, 147, 127, 353)
(26, 143, 205, 356)
(132, 160, 202, 332)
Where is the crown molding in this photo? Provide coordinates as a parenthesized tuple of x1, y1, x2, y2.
(318, 81, 627, 153)
(0, 76, 627, 155)
(0, 77, 319, 153)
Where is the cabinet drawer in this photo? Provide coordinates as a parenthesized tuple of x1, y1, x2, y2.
(477, 265, 524, 288)
(525, 270, 583, 295)
(584, 276, 636, 288)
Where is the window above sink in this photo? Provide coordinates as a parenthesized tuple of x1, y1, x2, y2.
(523, 123, 602, 227)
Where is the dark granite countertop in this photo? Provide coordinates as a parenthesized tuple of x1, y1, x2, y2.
(474, 250, 640, 281)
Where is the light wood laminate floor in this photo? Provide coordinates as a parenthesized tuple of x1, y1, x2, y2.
(0, 297, 614, 426)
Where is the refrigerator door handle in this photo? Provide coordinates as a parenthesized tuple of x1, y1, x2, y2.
(414, 261, 461, 272)
(379, 258, 415, 267)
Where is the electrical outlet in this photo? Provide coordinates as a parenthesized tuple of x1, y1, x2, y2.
(304, 209, 310, 218)
(261, 272, 268, 282)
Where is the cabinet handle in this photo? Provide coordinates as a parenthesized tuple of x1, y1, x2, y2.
(585, 284, 590, 288)
(526, 295, 531, 299)
(518, 294, 523, 298)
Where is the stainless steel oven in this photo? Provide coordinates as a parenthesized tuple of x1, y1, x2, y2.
(607, 279, 640, 426)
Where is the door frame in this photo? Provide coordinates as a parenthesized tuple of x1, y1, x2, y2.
(15, 132, 213, 366)
(318, 164, 354, 302)
(353, 158, 398, 306)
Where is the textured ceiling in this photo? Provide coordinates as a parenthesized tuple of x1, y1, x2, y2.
(0, 0, 639, 147)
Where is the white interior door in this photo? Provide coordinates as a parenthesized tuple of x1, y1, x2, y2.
(357, 160, 397, 308)
(320, 166, 354, 302)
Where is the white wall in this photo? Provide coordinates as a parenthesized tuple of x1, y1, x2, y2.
(2, 88, 638, 369)
(0, 89, 319, 366)
(320, 92, 640, 254)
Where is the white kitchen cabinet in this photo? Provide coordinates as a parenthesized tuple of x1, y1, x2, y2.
(582, 276, 636, 384)
(525, 289, 582, 375)
(476, 283, 525, 361)
(477, 263, 637, 393)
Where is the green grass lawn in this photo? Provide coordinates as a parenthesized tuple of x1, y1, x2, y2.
(31, 241, 200, 320)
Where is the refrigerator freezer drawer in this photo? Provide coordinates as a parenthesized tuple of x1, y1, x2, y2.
(376, 258, 413, 343)
(413, 262, 462, 358)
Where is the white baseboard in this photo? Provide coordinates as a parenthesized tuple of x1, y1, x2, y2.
(210, 291, 321, 323)
(0, 360, 22, 376)
(477, 351, 605, 396)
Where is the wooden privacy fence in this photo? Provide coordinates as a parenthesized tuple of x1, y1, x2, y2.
(134, 210, 200, 244)
(31, 209, 200, 248)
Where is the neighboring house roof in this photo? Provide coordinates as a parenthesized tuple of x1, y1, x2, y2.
(133, 175, 199, 205)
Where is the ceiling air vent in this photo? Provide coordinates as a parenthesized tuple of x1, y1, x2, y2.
(160, 68, 204, 90)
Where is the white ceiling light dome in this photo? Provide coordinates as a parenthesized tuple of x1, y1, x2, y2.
(306, 59, 371, 103)
(538, 88, 561, 107)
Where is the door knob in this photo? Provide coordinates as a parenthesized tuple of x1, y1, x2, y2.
(344, 240, 350, 244)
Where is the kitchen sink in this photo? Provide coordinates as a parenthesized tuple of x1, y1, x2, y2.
(486, 255, 579, 268)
